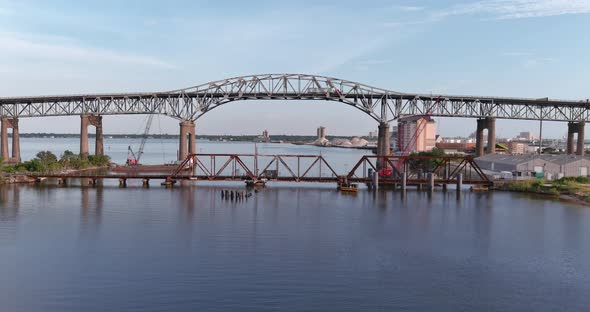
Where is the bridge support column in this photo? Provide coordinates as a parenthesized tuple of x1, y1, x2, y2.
(179, 120, 196, 161)
(1, 118, 20, 163)
(475, 117, 496, 157)
(567, 122, 575, 154)
(567, 121, 585, 155)
(486, 118, 496, 155)
(94, 116, 104, 156)
(475, 119, 485, 157)
(377, 122, 390, 169)
(577, 122, 585, 156)
(80, 114, 103, 157)
(80, 115, 89, 156)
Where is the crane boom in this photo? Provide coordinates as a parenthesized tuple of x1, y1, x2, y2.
(126, 114, 155, 165)
(136, 114, 154, 163)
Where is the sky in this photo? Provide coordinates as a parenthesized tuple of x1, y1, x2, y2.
(0, 0, 589, 138)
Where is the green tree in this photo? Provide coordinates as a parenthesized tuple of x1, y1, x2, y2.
(407, 148, 446, 173)
(61, 150, 75, 159)
(23, 159, 43, 172)
(35, 151, 59, 173)
(88, 155, 111, 167)
(59, 150, 77, 168)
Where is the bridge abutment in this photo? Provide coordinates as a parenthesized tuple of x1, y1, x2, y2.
(475, 117, 496, 157)
(179, 120, 196, 161)
(1, 118, 20, 163)
(377, 122, 390, 169)
(567, 121, 585, 155)
(80, 114, 104, 157)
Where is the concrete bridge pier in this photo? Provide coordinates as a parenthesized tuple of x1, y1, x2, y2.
(179, 120, 196, 161)
(567, 121, 585, 155)
(80, 114, 104, 157)
(475, 117, 496, 157)
(1, 118, 20, 163)
(376, 122, 390, 169)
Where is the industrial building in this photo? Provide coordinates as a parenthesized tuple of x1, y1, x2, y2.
(255, 129, 271, 143)
(397, 117, 436, 153)
(313, 126, 330, 146)
(476, 154, 590, 179)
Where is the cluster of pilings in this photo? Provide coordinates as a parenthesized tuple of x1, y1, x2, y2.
(221, 189, 252, 201)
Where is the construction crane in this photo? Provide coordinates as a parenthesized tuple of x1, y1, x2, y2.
(126, 114, 155, 165)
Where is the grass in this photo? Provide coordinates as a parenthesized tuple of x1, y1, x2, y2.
(505, 177, 590, 203)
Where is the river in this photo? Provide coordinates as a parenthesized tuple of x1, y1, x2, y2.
(1, 138, 589, 311)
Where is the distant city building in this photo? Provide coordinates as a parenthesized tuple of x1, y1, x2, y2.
(435, 142, 475, 154)
(390, 125, 398, 150)
(508, 141, 526, 154)
(397, 117, 436, 152)
(317, 126, 326, 140)
(440, 137, 476, 144)
(255, 129, 271, 143)
(516, 131, 535, 141)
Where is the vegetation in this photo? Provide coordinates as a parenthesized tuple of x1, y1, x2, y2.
(406, 148, 448, 173)
(504, 176, 590, 202)
(2, 150, 111, 174)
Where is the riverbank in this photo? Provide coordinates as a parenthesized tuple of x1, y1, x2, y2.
(496, 177, 590, 205)
(3, 165, 112, 184)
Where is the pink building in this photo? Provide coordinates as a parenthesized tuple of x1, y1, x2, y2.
(397, 117, 437, 153)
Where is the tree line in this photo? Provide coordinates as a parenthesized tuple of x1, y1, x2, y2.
(2, 151, 111, 174)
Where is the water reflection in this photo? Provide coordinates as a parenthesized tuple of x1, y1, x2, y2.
(0, 186, 20, 243)
(0, 184, 589, 311)
(0, 185, 20, 220)
(79, 186, 103, 239)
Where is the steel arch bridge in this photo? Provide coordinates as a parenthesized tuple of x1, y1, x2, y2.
(0, 73, 588, 123)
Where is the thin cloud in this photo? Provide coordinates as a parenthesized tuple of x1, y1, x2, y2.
(395, 5, 426, 12)
(0, 32, 175, 69)
(501, 51, 533, 57)
(524, 57, 554, 68)
(358, 59, 392, 66)
(439, 0, 590, 20)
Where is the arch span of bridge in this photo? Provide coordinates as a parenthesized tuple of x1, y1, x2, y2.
(0, 73, 588, 162)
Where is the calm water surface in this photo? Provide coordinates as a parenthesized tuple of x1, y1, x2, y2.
(1, 139, 590, 311)
(0, 184, 589, 311)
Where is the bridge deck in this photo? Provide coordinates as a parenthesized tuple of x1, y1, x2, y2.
(29, 174, 491, 186)
(0, 74, 586, 122)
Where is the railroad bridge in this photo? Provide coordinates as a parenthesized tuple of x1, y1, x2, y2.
(1, 73, 588, 163)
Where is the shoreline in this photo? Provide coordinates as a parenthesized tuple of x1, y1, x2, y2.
(494, 180, 590, 206)
(2, 165, 111, 184)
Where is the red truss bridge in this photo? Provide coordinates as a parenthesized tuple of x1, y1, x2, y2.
(28, 154, 491, 188)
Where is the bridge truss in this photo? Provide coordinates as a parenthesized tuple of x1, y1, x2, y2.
(1, 74, 588, 122)
(170, 153, 490, 185)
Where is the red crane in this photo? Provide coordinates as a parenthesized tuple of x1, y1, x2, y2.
(126, 114, 155, 165)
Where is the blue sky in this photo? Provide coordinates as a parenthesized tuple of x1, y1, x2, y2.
(0, 0, 589, 138)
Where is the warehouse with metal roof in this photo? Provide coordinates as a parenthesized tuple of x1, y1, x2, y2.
(475, 154, 590, 179)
